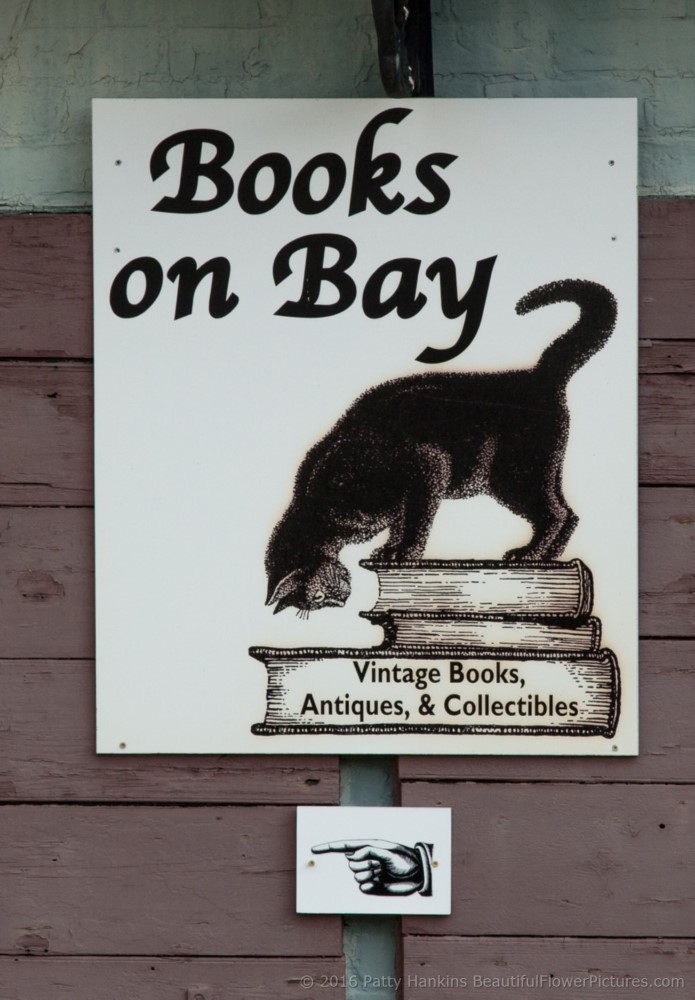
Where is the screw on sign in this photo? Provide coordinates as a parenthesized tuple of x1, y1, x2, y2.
(187, 989, 211, 1000)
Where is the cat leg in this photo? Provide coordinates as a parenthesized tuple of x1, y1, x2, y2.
(543, 503, 579, 558)
(371, 503, 407, 561)
(503, 503, 577, 561)
(372, 445, 451, 561)
(531, 460, 578, 559)
(492, 452, 577, 561)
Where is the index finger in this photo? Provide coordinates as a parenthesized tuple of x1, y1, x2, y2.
(311, 840, 373, 854)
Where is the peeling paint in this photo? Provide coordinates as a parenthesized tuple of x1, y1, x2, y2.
(15, 931, 50, 952)
(16, 570, 66, 601)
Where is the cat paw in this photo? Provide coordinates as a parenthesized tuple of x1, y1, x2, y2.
(503, 545, 539, 562)
(371, 544, 401, 562)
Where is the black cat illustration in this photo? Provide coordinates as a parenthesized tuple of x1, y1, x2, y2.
(266, 279, 617, 615)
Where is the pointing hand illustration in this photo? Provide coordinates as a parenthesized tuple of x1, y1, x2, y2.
(311, 839, 433, 896)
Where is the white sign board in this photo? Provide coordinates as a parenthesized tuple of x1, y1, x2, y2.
(296, 807, 451, 915)
(93, 98, 638, 755)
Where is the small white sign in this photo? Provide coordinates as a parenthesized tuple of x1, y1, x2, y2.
(296, 806, 451, 915)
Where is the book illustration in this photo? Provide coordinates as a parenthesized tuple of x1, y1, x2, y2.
(365, 611, 601, 653)
(363, 558, 593, 618)
(252, 557, 620, 737)
(264, 279, 616, 617)
(311, 839, 434, 897)
(251, 644, 619, 737)
(252, 558, 620, 738)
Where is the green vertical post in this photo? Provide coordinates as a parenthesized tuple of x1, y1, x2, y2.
(341, 756, 400, 1000)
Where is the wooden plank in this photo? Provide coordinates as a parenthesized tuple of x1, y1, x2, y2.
(0, 805, 341, 957)
(0, 489, 691, 658)
(0, 215, 92, 358)
(0, 507, 94, 658)
(640, 488, 695, 635)
(0, 358, 694, 503)
(640, 200, 695, 341)
(401, 782, 695, 936)
(0, 363, 92, 505)
(2, 636, 690, 791)
(640, 374, 695, 484)
(0, 659, 338, 803)
(0, 957, 346, 999)
(4, 644, 689, 799)
(640, 340, 695, 374)
(0, 202, 690, 361)
(398, 639, 695, 783)
(0, 355, 688, 505)
(404, 937, 692, 999)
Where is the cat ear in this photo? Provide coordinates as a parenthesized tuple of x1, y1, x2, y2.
(266, 568, 303, 609)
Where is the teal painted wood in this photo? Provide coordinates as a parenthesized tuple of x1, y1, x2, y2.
(432, 0, 695, 195)
(341, 757, 399, 1000)
(0, 2, 693, 209)
(0, 0, 381, 211)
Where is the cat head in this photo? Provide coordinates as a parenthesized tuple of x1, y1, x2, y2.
(266, 559, 351, 615)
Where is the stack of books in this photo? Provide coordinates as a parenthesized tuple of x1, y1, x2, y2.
(250, 559, 619, 738)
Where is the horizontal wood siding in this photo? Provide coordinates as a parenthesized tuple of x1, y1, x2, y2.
(0, 489, 691, 661)
(401, 782, 694, 937)
(399, 639, 694, 782)
(2, 643, 691, 800)
(0, 215, 92, 358)
(0, 805, 341, 956)
(1, 204, 692, 994)
(0, 660, 338, 803)
(0, 201, 691, 361)
(0, 363, 92, 505)
(402, 206, 694, 1000)
(0, 211, 342, 981)
(639, 340, 695, 374)
(0, 360, 691, 507)
(403, 938, 692, 999)
(639, 200, 695, 340)
(640, 374, 695, 484)
(0, 507, 94, 657)
(0, 957, 346, 999)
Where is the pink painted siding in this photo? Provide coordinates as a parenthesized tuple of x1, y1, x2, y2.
(0, 215, 342, 993)
(399, 200, 695, 1000)
(0, 205, 692, 994)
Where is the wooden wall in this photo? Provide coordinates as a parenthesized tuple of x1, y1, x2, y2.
(1, 200, 694, 997)
(399, 200, 695, 996)
(0, 214, 343, 992)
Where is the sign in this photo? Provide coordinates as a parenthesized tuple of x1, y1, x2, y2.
(93, 98, 638, 755)
(296, 807, 452, 915)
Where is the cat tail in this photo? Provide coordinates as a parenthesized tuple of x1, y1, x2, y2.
(516, 279, 618, 386)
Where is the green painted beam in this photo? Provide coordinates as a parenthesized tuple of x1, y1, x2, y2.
(341, 757, 399, 1000)
(0, 0, 694, 210)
